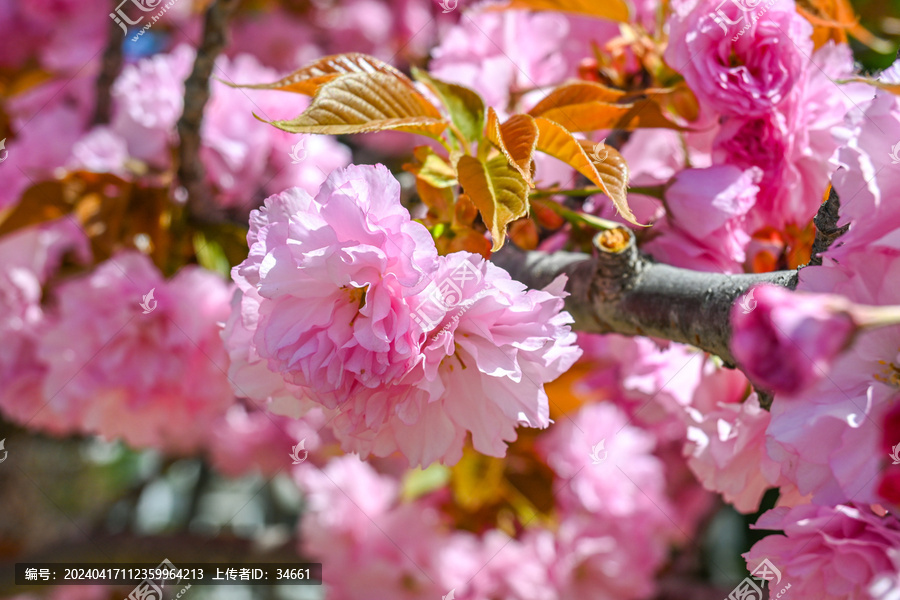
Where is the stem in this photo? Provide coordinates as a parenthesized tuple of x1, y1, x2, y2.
(531, 185, 665, 200)
(629, 185, 666, 200)
(531, 197, 620, 231)
(532, 187, 605, 199)
(853, 305, 900, 329)
(448, 123, 468, 150)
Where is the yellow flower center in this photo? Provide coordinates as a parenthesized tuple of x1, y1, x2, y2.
(346, 285, 367, 308)
(875, 358, 900, 388)
(344, 285, 368, 327)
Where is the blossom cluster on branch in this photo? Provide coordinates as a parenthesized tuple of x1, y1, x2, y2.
(2, 0, 900, 598)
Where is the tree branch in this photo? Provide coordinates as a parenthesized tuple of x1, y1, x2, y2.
(808, 186, 849, 266)
(492, 228, 798, 366)
(92, 1, 126, 125)
(175, 0, 240, 223)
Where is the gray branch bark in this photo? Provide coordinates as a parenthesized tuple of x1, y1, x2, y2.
(175, 0, 240, 223)
(492, 228, 798, 367)
(92, 2, 125, 125)
(809, 186, 849, 266)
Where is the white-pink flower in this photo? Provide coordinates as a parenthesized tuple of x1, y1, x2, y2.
(231, 164, 437, 409)
(745, 504, 900, 600)
(229, 165, 581, 467)
(683, 393, 802, 512)
(332, 251, 582, 466)
(536, 402, 672, 523)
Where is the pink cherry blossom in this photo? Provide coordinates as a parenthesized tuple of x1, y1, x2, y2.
(207, 404, 328, 477)
(105, 44, 350, 208)
(744, 504, 900, 600)
(731, 284, 858, 395)
(294, 455, 449, 600)
(644, 165, 761, 273)
(230, 165, 580, 467)
(35, 251, 235, 453)
(552, 512, 672, 600)
(1, 75, 95, 212)
(459, 530, 557, 600)
(754, 57, 900, 507)
(0, 219, 90, 434)
(713, 43, 876, 230)
(683, 393, 798, 512)
(332, 251, 581, 467)
(536, 402, 673, 524)
(766, 252, 900, 506)
(231, 164, 437, 410)
(664, 0, 812, 118)
(228, 9, 323, 71)
(220, 281, 319, 420)
(0, 0, 107, 73)
(830, 78, 900, 260)
(430, 8, 618, 117)
(569, 333, 730, 443)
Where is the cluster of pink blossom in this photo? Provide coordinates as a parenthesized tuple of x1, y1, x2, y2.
(1, 250, 236, 453)
(224, 164, 582, 467)
(430, 8, 620, 116)
(70, 44, 351, 209)
(206, 403, 330, 477)
(723, 59, 900, 594)
(639, 0, 874, 271)
(0, 0, 110, 73)
(0, 76, 96, 213)
(0, 218, 90, 433)
(295, 401, 680, 600)
(1, 48, 350, 217)
(746, 504, 900, 599)
(5, 0, 900, 597)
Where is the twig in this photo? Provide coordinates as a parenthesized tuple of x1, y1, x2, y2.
(92, 2, 126, 125)
(175, 0, 240, 223)
(492, 228, 798, 367)
(808, 186, 849, 266)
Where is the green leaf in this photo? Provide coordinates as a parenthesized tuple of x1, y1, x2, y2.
(401, 464, 451, 502)
(193, 231, 233, 279)
(412, 68, 486, 145)
(408, 146, 458, 189)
